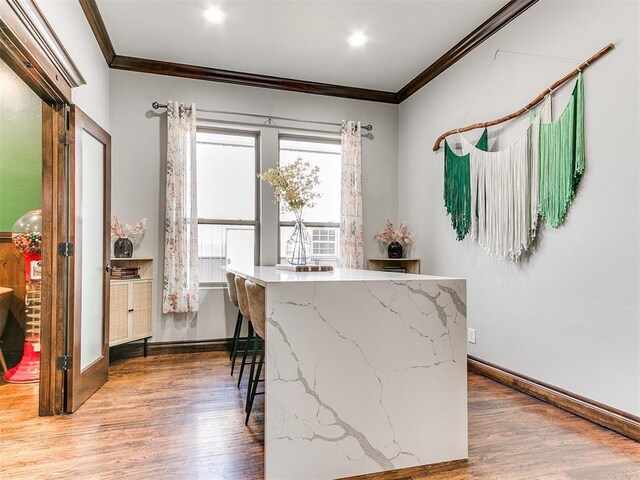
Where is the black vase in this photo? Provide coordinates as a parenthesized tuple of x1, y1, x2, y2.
(114, 237, 133, 258)
(387, 242, 403, 259)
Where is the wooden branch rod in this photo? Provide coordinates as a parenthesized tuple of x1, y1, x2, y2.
(432, 43, 615, 151)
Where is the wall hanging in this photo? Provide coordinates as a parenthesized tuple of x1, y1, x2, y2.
(436, 43, 614, 261)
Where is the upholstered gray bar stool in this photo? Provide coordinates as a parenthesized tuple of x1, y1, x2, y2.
(234, 275, 255, 389)
(244, 280, 266, 425)
(226, 271, 244, 376)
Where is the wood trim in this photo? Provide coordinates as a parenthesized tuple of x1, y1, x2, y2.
(38, 101, 66, 416)
(110, 339, 234, 361)
(468, 356, 640, 442)
(77, 0, 115, 65)
(339, 459, 468, 479)
(0, 0, 85, 96)
(0, 0, 79, 417)
(396, 0, 540, 102)
(110, 55, 398, 103)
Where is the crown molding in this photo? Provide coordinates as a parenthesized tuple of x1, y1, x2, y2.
(110, 55, 398, 103)
(78, 0, 115, 65)
(79, 0, 539, 104)
(396, 0, 539, 102)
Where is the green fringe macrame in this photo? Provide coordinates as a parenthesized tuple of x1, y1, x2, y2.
(539, 72, 585, 227)
(444, 129, 488, 240)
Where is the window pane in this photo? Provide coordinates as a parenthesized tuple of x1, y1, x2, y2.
(197, 131, 256, 220)
(280, 226, 340, 266)
(199, 224, 255, 283)
(279, 138, 341, 224)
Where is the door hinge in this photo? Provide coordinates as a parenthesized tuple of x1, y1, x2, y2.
(58, 130, 71, 145)
(58, 242, 74, 257)
(56, 355, 71, 371)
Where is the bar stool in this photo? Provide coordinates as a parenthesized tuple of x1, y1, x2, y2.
(226, 272, 243, 376)
(244, 280, 266, 425)
(234, 275, 255, 389)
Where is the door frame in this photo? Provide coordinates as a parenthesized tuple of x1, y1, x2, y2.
(66, 106, 111, 412)
(1, 0, 85, 415)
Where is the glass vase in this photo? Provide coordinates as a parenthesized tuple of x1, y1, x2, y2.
(114, 237, 133, 258)
(286, 210, 312, 266)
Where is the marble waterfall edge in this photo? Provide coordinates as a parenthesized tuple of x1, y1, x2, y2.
(265, 279, 468, 480)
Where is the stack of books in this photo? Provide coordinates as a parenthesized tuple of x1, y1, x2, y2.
(111, 267, 140, 279)
(382, 266, 406, 274)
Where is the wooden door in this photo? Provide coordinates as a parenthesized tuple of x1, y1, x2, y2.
(66, 106, 111, 412)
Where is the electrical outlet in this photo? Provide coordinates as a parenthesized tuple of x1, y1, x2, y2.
(467, 328, 476, 344)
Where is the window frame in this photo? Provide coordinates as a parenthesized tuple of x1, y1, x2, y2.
(277, 134, 341, 264)
(196, 126, 261, 286)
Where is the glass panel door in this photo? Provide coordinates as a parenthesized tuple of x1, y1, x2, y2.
(66, 106, 111, 412)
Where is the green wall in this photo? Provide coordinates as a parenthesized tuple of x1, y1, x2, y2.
(0, 58, 42, 232)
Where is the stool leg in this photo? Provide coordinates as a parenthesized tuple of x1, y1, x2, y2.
(230, 312, 239, 360)
(245, 337, 261, 412)
(0, 346, 7, 373)
(237, 322, 254, 388)
(246, 340, 265, 425)
(230, 311, 243, 375)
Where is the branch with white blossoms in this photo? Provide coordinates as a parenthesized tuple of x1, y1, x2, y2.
(111, 216, 147, 246)
(258, 158, 321, 213)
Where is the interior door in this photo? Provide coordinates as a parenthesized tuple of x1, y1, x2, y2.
(66, 106, 111, 412)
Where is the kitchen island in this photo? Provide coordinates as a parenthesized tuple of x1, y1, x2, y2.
(229, 267, 468, 480)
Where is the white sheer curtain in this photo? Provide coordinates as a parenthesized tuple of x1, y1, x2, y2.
(162, 101, 199, 313)
(339, 120, 364, 269)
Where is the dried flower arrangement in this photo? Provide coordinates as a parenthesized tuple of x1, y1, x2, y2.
(374, 219, 414, 246)
(111, 216, 147, 245)
(258, 158, 320, 214)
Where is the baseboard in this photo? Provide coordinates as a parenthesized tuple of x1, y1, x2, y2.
(468, 355, 640, 442)
(110, 338, 234, 360)
(339, 458, 467, 479)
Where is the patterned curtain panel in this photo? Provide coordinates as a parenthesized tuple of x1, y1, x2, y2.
(339, 120, 364, 269)
(162, 101, 199, 313)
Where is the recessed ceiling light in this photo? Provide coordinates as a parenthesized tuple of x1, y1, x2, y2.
(348, 32, 368, 47)
(203, 7, 226, 24)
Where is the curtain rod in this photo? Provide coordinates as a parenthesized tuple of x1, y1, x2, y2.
(151, 102, 373, 131)
(432, 43, 615, 151)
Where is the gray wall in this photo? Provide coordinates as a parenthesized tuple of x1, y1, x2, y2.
(109, 70, 398, 342)
(37, 0, 110, 130)
(398, 0, 639, 415)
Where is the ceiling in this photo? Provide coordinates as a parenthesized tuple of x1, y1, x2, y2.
(96, 0, 504, 92)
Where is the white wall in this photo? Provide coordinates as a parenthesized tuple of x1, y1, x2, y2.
(36, 0, 110, 131)
(398, 0, 640, 415)
(109, 70, 399, 342)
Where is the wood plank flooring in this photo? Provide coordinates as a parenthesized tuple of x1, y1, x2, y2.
(0, 351, 638, 479)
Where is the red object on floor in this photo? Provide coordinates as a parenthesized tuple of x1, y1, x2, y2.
(3, 342, 39, 384)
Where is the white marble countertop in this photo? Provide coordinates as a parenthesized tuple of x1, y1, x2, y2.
(228, 266, 461, 286)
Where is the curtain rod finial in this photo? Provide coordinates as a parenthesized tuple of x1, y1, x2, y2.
(152, 101, 160, 109)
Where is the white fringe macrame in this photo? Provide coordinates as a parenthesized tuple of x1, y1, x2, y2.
(461, 97, 551, 261)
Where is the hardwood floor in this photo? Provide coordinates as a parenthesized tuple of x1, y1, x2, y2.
(0, 351, 638, 479)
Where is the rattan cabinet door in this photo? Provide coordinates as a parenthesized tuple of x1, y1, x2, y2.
(131, 281, 152, 338)
(109, 283, 129, 344)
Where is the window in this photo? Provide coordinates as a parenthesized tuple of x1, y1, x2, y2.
(196, 129, 259, 283)
(278, 137, 341, 266)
